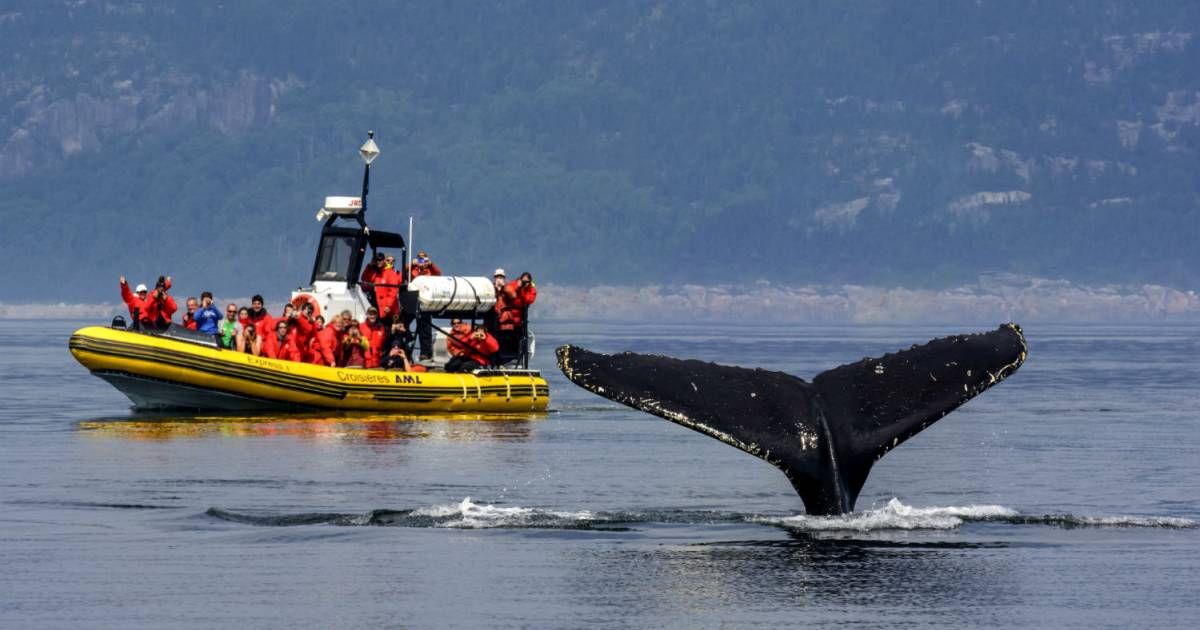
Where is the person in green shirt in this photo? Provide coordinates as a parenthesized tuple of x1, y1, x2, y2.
(220, 303, 239, 348)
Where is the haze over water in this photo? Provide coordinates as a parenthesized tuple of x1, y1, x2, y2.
(1, 320, 1197, 628)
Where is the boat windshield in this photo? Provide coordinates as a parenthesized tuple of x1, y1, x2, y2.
(313, 233, 356, 281)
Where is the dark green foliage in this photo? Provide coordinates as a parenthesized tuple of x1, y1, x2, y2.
(0, 1, 1196, 301)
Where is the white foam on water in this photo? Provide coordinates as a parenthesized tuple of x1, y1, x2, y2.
(1072, 514, 1196, 528)
(753, 498, 1019, 532)
(345, 513, 374, 526)
(212, 499, 1195, 531)
(414, 497, 595, 528)
(751, 498, 1197, 531)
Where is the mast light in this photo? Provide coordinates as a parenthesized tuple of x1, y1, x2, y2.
(359, 132, 380, 165)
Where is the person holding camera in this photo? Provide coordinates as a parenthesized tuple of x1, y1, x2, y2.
(194, 292, 222, 335)
(236, 323, 263, 356)
(382, 318, 425, 371)
(492, 270, 537, 358)
(383, 316, 414, 360)
(443, 324, 499, 373)
(406, 251, 442, 282)
(340, 325, 369, 368)
(286, 301, 318, 362)
(138, 276, 177, 330)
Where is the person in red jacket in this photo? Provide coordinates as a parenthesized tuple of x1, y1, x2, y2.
(306, 314, 324, 361)
(288, 302, 318, 363)
(118, 276, 148, 323)
(277, 302, 295, 324)
(493, 271, 537, 357)
(261, 319, 290, 360)
(181, 297, 199, 330)
(445, 318, 472, 358)
(406, 251, 442, 282)
(141, 276, 177, 329)
(444, 325, 498, 373)
(358, 307, 388, 368)
(311, 314, 344, 367)
(374, 255, 404, 320)
(505, 272, 538, 328)
(246, 295, 273, 334)
(260, 307, 299, 361)
(360, 252, 386, 309)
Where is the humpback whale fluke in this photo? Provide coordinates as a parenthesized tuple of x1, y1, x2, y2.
(556, 324, 1027, 515)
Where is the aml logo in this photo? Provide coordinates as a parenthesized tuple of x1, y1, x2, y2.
(395, 374, 424, 384)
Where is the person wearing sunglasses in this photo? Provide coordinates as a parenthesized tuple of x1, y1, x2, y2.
(219, 304, 239, 348)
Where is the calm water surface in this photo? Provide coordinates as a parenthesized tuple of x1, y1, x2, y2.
(1, 320, 1197, 628)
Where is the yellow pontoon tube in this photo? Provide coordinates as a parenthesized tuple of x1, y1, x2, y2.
(69, 325, 550, 413)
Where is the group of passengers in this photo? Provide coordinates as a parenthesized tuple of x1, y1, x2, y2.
(217, 299, 422, 371)
(117, 249, 537, 374)
(356, 250, 537, 370)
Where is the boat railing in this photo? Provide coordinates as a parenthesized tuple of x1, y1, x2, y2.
(472, 369, 542, 378)
(116, 321, 221, 349)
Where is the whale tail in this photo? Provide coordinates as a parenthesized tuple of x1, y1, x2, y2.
(555, 324, 1027, 515)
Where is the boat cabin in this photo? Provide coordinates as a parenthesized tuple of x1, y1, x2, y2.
(302, 195, 409, 321)
(291, 134, 533, 368)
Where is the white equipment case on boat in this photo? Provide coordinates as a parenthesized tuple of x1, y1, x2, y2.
(409, 276, 496, 313)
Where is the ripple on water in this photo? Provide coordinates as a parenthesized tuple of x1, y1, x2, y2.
(206, 497, 1197, 533)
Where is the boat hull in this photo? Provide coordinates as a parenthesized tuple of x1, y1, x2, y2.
(69, 326, 549, 413)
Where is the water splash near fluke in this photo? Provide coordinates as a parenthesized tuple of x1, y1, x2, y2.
(754, 498, 1197, 532)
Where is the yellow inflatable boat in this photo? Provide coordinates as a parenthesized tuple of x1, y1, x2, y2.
(74, 132, 549, 413)
(69, 325, 549, 413)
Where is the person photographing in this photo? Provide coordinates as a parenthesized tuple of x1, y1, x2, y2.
(443, 325, 498, 373)
(142, 276, 177, 330)
(492, 270, 537, 359)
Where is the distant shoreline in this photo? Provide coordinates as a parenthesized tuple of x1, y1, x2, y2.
(5, 276, 1198, 323)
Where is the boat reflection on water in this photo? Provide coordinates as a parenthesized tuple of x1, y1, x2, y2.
(77, 411, 547, 442)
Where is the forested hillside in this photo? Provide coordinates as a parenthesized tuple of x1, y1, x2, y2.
(1, 1, 1197, 301)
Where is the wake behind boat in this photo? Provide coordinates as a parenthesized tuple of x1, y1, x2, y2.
(70, 132, 549, 413)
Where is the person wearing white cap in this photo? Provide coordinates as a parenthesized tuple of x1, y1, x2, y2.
(481, 268, 508, 341)
(491, 269, 507, 297)
(118, 274, 176, 330)
(493, 270, 537, 361)
(118, 276, 150, 324)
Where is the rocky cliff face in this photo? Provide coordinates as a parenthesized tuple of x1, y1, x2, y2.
(0, 1, 1196, 300)
(0, 71, 294, 179)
